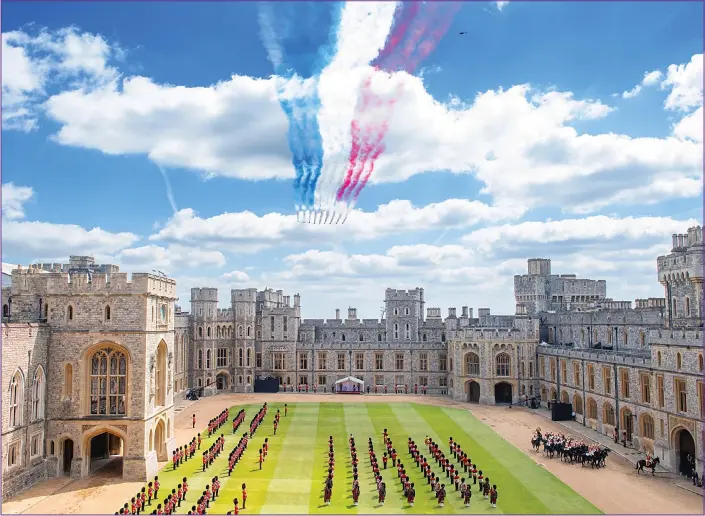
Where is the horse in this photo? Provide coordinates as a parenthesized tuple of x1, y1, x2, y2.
(635, 456, 660, 475)
(531, 435, 542, 452)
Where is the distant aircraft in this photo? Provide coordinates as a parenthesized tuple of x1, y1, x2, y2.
(459, 31, 467, 35)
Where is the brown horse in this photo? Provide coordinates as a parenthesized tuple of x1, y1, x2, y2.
(635, 456, 660, 475)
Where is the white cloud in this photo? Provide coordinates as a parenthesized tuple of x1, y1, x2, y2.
(2, 220, 139, 258)
(460, 215, 699, 254)
(662, 53, 703, 111)
(221, 270, 251, 283)
(37, 13, 701, 216)
(2, 183, 34, 220)
(495, 2, 509, 12)
(117, 244, 226, 272)
(43, 64, 701, 215)
(672, 105, 703, 143)
(621, 69, 662, 99)
(258, 215, 696, 316)
(149, 198, 525, 251)
(1, 27, 121, 132)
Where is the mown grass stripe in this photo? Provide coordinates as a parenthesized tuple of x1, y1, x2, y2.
(308, 403, 348, 513)
(259, 403, 319, 514)
(343, 403, 380, 513)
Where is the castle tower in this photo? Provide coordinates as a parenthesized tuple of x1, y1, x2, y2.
(190, 288, 218, 391)
(385, 288, 423, 342)
(232, 288, 257, 390)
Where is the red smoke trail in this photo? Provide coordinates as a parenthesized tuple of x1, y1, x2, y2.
(345, 4, 461, 204)
(335, 3, 423, 203)
(336, 76, 375, 202)
(373, 2, 422, 70)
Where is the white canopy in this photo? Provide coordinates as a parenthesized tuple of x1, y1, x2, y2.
(335, 376, 363, 385)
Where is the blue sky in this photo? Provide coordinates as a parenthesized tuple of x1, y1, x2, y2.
(2, 1, 702, 318)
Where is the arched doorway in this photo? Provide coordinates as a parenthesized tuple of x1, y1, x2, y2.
(87, 431, 124, 477)
(494, 382, 513, 404)
(466, 381, 480, 403)
(673, 428, 696, 477)
(154, 419, 168, 462)
(216, 372, 229, 391)
(62, 439, 74, 476)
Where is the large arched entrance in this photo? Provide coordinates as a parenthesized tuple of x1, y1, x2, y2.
(673, 428, 696, 477)
(87, 431, 124, 477)
(154, 419, 168, 462)
(466, 381, 480, 403)
(494, 382, 513, 404)
(216, 372, 230, 391)
(62, 439, 74, 476)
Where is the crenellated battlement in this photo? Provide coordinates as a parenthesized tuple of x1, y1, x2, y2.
(634, 297, 666, 309)
(11, 269, 177, 298)
(450, 325, 535, 341)
(191, 287, 218, 302)
(648, 328, 702, 347)
(537, 344, 651, 367)
(302, 318, 385, 328)
(231, 288, 257, 303)
(385, 288, 424, 301)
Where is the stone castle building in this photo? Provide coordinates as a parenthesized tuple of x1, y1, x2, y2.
(2, 257, 178, 500)
(2, 227, 702, 500)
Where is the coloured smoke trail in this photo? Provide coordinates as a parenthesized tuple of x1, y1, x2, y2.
(333, 1, 461, 224)
(257, 1, 344, 224)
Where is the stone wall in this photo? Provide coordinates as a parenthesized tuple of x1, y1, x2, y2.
(1, 323, 50, 500)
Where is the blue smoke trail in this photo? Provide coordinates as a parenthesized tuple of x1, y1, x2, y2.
(258, 2, 343, 214)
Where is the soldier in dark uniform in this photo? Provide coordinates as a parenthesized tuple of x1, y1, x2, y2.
(437, 484, 446, 507)
(323, 481, 332, 505)
(483, 478, 491, 499)
(407, 482, 416, 507)
(352, 475, 360, 506)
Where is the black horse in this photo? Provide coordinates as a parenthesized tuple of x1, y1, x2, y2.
(531, 435, 542, 452)
(635, 456, 660, 475)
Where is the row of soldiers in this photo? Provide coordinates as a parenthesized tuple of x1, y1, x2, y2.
(207, 408, 230, 437)
(117, 475, 193, 515)
(186, 477, 222, 515)
(172, 435, 199, 470)
(385, 432, 418, 506)
(367, 437, 388, 504)
(202, 435, 226, 472)
(349, 436, 361, 505)
(249, 403, 268, 437)
(323, 436, 335, 504)
(231, 409, 246, 434)
(443, 437, 498, 507)
(227, 432, 249, 476)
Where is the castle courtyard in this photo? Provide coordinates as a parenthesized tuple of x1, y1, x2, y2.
(2, 393, 701, 515)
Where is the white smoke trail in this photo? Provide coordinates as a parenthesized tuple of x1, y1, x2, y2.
(157, 165, 178, 215)
(316, 2, 397, 221)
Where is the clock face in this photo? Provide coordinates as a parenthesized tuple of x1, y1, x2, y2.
(160, 305, 166, 320)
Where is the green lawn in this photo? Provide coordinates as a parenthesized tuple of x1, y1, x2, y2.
(151, 402, 601, 514)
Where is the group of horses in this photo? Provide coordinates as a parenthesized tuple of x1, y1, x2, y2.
(531, 433, 610, 469)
